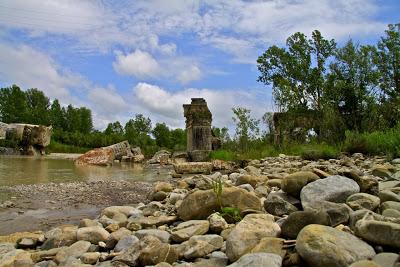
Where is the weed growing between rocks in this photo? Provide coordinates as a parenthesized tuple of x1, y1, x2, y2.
(212, 178, 242, 223)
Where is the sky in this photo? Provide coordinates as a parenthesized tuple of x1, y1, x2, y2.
(0, 0, 398, 130)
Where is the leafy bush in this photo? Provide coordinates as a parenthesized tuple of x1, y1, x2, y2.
(344, 125, 400, 158)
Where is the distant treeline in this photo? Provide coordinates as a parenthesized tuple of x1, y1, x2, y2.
(0, 85, 189, 155)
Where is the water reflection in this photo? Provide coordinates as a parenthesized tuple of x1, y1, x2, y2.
(0, 156, 172, 186)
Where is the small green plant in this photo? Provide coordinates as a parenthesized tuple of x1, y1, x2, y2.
(212, 178, 242, 222)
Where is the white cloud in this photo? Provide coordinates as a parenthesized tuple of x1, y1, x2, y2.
(0, 0, 389, 64)
(112, 50, 203, 84)
(87, 86, 129, 116)
(133, 82, 271, 129)
(0, 43, 86, 104)
(113, 50, 160, 78)
(177, 65, 202, 84)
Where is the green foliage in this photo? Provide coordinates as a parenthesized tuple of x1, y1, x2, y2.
(210, 150, 237, 161)
(344, 125, 400, 158)
(232, 107, 260, 151)
(212, 178, 242, 223)
(212, 178, 223, 210)
(300, 145, 340, 160)
(46, 140, 90, 154)
(220, 207, 242, 223)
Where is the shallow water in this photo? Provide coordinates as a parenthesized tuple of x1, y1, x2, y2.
(0, 155, 172, 187)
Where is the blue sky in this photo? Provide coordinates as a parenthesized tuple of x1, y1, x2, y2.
(0, 0, 398, 130)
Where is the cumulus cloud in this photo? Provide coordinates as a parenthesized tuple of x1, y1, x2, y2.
(0, 0, 389, 63)
(0, 43, 86, 104)
(133, 82, 271, 129)
(113, 50, 161, 78)
(112, 50, 202, 84)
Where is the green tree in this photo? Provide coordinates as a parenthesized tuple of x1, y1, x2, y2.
(257, 30, 336, 112)
(327, 41, 379, 132)
(77, 107, 93, 134)
(0, 85, 29, 123)
(25, 88, 50, 125)
(104, 121, 124, 135)
(124, 114, 152, 147)
(212, 127, 231, 144)
(232, 107, 260, 151)
(170, 128, 186, 150)
(49, 99, 65, 129)
(376, 23, 400, 100)
(375, 24, 400, 127)
(152, 123, 171, 148)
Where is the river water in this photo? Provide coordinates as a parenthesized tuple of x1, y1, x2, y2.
(0, 155, 172, 187)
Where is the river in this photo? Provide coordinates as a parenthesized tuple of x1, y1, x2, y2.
(0, 155, 172, 187)
(0, 155, 174, 234)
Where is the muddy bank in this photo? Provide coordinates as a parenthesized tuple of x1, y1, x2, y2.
(0, 180, 152, 235)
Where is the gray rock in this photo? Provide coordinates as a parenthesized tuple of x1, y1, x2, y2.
(177, 187, 262, 221)
(226, 214, 281, 262)
(349, 209, 400, 231)
(281, 171, 320, 197)
(373, 252, 399, 267)
(281, 210, 331, 239)
(346, 193, 380, 211)
(42, 225, 78, 249)
(379, 190, 400, 202)
(77, 226, 110, 244)
(296, 224, 375, 267)
(139, 235, 178, 265)
(183, 234, 224, 259)
(171, 220, 210, 242)
(112, 238, 141, 266)
(349, 260, 380, 267)
(237, 183, 255, 192)
(264, 194, 298, 216)
(317, 201, 352, 226)
(80, 252, 101, 265)
(55, 240, 91, 264)
(114, 235, 139, 252)
(227, 252, 282, 267)
(381, 201, 400, 212)
(208, 213, 228, 233)
(135, 229, 171, 243)
(382, 209, 400, 218)
(355, 219, 400, 248)
(300, 175, 360, 210)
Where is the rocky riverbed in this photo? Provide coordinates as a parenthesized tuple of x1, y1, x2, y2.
(0, 180, 152, 235)
(1, 153, 400, 267)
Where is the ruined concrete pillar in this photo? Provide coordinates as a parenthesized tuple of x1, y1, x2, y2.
(183, 98, 213, 161)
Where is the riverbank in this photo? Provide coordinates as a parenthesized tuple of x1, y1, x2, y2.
(0, 180, 152, 235)
(1, 154, 399, 266)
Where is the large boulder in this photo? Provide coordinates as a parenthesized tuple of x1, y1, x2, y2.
(296, 224, 375, 267)
(75, 141, 136, 166)
(264, 194, 298, 216)
(281, 171, 320, 197)
(226, 214, 281, 262)
(300, 175, 360, 210)
(174, 162, 213, 174)
(177, 187, 262, 221)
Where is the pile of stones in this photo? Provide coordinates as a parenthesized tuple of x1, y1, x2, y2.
(1, 153, 400, 267)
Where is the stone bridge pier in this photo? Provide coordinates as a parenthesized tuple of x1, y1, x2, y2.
(183, 98, 219, 162)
